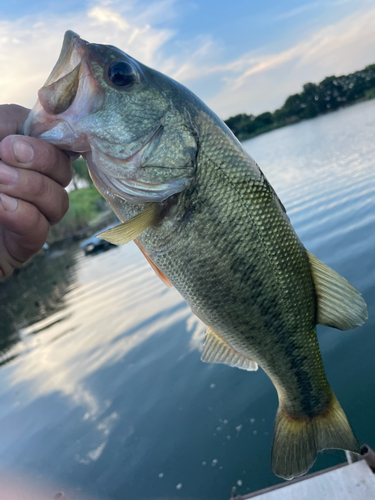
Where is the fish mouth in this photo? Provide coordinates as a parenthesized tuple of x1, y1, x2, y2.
(43, 31, 88, 90)
(22, 31, 102, 151)
(37, 32, 87, 116)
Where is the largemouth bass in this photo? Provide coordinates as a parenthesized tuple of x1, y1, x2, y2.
(22, 31, 368, 480)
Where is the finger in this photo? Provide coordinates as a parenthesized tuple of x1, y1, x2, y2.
(0, 194, 50, 278)
(0, 105, 30, 140)
(0, 162, 69, 226)
(0, 135, 73, 188)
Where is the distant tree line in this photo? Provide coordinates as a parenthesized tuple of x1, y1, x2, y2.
(224, 63, 375, 141)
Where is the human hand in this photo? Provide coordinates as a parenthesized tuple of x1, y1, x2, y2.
(0, 104, 73, 278)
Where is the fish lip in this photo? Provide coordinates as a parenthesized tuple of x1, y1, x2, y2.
(72, 33, 89, 55)
(45, 31, 89, 87)
(22, 32, 103, 147)
(38, 33, 89, 115)
(21, 31, 90, 137)
(35, 120, 77, 148)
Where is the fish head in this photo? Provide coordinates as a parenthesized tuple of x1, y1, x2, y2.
(23, 31, 198, 205)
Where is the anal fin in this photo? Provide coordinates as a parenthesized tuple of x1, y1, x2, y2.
(134, 240, 173, 288)
(201, 327, 258, 371)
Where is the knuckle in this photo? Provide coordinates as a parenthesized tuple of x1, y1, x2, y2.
(3, 106, 18, 137)
(37, 219, 50, 243)
(49, 187, 69, 226)
(0, 262, 12, 279)
(2, 105, 28, 136)
(32, 173, 48, 198)
(60, 189, 70, 218)
(37, 141, 58, 172)
(38, 145, 72, 187)
(1, 200, 49, 261)
(19, 203, 41, 231)
(58, 151, 74, 187)
(28, 209, 49, 243)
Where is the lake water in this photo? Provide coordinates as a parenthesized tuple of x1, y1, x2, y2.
(0, 100, 374, 500)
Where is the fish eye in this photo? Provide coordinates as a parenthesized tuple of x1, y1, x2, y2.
(107, 61, 136, 87)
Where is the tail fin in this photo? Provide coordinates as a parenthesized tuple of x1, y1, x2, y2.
(272, 393, 360, 480)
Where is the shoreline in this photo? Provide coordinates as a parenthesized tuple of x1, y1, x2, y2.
(232, 96, 373, 142)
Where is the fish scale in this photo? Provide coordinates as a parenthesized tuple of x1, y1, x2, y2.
(138, 114, 327, 416)
(23, 30, 367, 480)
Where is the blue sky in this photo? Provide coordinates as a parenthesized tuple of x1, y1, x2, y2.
(1, 0, 375, 119)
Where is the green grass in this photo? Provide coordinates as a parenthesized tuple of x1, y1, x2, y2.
(365, 87, 375, 100)
(48, 186, 107, 243)
(68, 186, 104, 223)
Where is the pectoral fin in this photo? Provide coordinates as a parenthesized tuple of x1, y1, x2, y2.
(134, 240, 173, 288)
(201, 327, 258, 371)
(97, 203, 159, 245)
(307, 251, 368, 330)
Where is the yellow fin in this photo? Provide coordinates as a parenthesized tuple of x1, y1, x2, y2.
(134, 240, 173, 288)
(307, 251, 368, 330)
(201, 327, 258, 371)
(273, 391, 359, 480)
(97, 203, 159, 245)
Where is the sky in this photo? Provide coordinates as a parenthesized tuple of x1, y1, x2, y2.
(1, 0, 375, 119)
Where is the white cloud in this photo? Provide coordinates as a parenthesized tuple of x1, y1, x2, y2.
(88, 6, 130, 29)
(0, 2, 175, 108)
(206, 5, 375, 117)
(0, 1, 374, 119)
(275, 1, 323, 21)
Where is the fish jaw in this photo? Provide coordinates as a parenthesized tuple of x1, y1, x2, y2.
(22, 32, 103, 152)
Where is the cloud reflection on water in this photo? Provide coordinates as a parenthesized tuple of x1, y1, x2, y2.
(5, 241, 191, 409)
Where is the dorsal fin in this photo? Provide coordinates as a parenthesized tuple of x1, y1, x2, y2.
(134, 240, 173, 288)
(97, 203, 159, 245)
(307, 251, 368, 330)
(201, 327, 258, 371)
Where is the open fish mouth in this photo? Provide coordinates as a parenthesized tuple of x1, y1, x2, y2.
(43, 31, 87, 90)
(22, 31, 101, 151)
(37, 31, 88, 116)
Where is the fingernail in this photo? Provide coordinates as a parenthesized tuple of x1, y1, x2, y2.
(0, 193, 18, 212)
(13, 138, 34, 164)
(0, 163, 18, 185)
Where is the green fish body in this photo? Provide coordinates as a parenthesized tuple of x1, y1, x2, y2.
(23, 31, 368, 479)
